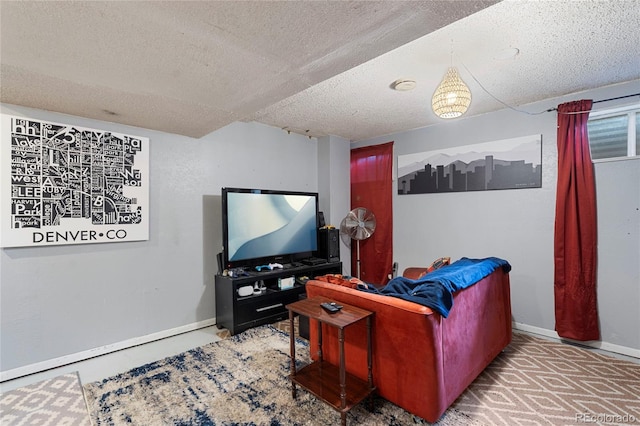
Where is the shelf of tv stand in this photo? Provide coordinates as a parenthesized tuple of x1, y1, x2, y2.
(214, 261, 342, 336)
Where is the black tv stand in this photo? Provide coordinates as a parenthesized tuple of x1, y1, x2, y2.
(215, 261, 342, 335)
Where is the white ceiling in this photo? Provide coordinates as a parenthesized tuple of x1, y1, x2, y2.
(2, 1, 639, 142)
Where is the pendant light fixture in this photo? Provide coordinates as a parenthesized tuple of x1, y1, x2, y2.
(431, 45, 471, 119)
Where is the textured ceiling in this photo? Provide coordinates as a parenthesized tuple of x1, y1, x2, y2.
(1, 1, 639, 142)
(249, 0, 640, 141)
(0, 0, 495, 138)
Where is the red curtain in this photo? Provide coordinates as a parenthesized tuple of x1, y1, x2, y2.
(350, 142, 393, 285)
(554, 100, 599, 341)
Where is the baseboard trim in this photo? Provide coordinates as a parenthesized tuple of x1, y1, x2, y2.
(0, 318, 217, 383)
(513, 322, 640, 359)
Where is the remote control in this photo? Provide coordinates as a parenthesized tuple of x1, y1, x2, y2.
(321, 302, 342, 313)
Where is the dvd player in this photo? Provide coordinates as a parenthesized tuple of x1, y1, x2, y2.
(301, 257, 326, 266)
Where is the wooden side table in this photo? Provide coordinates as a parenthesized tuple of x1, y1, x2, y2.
(286, 296, 375, 426)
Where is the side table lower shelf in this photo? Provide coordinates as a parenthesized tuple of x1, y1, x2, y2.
(292, 360, 374, 412)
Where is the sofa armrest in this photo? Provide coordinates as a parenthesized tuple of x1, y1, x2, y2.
(402, 267, 430, 279)
(305, 280, 434, 316)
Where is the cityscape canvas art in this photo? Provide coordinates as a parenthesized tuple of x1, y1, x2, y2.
(1, 114, 149, 247)
(397, 135, 542, 195)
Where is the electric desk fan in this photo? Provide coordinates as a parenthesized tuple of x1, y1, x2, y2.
(339, 207, 376, 279)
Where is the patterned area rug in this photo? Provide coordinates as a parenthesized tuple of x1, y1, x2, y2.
(0, 372, 91, 426)
(84, 325, 482, 425)
(86, 322, 640, 426)
(451, 332, 640, 425)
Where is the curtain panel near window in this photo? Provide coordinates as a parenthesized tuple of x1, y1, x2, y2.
(350, 141, 394, 285)
(554, 99, 600, 341)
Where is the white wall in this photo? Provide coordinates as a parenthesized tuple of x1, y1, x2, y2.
(353, 81, 640, 355)
(0, 104, 323, 377)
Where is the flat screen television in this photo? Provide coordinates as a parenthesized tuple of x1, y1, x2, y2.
(221, 187, 319, 270)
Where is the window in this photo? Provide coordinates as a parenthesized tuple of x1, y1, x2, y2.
(587, 104, 639, 161)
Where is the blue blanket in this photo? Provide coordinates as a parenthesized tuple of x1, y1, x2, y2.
(357, 257, 511, 318)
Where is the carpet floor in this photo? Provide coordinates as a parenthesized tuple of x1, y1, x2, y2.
(84, 323, 640, 425)
(0, 372, 91, 426)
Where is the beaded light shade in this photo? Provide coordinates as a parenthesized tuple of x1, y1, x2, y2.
(431, 67, 472, 119)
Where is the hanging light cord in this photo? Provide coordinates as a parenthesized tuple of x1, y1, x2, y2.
(460, 61, 640, 115)
(460, 62, 545, 115)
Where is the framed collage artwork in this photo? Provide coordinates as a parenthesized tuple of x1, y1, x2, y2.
(1, 114, 149, 247)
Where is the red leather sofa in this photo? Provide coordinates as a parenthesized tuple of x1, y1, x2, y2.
(304, 266, 512, 422)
